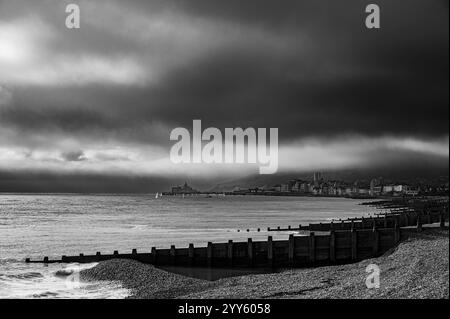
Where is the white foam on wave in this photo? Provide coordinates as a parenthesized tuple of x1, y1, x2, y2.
(130, 224, 148, 230)
(0, 262, 130, 299)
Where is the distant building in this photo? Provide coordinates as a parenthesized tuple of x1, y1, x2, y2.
(273, 184, 282, 192)
(280, 183, 290, 192)
(370, 178, 383, 196)
(171, 182, 199, 194)
(313, 172, 323, 187)
(383, 185, 394, 194)
(405, 189, 419, 196)
(393, 185, 408, 193)
(359, 188, 370, 195)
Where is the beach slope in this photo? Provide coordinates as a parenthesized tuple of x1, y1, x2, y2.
(80, 229, 449, 299)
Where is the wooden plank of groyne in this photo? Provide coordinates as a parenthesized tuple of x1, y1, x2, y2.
(335, 231, 352, 260)
(158, 249, 171, 265)
(315, 235, 330, 261)
(356, 230, 375, 259)
(253, 241, 268, 266)
(357, 229, 374, 248)
(378, 229, 395, 252)
(194, 247, 207, 266)
(294, 236, 309, 257)
(273, 240, 289, 266)
(234, 242, 247, 258)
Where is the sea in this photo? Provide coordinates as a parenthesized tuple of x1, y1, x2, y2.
(0, 193, 377, 299)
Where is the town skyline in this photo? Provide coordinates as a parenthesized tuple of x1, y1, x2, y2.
(168, 171, 449, 197)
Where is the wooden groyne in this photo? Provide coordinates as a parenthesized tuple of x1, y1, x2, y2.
(25, 222, 447, 269)
(267, 208, 448, 232)
(267, 198, 449, 233)
(25, 227, 403, 268)
(25, 198, 448, 269)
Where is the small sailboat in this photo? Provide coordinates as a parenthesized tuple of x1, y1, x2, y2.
(155, 192, 160, 199)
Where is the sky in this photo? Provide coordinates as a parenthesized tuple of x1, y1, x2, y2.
(0, 0, 448, 192)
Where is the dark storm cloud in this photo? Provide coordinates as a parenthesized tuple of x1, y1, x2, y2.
(0, 0, 447, 144)
(0, 0, 448, 192)
(61, 150, 86, 162)
(136, 0, 449, 139)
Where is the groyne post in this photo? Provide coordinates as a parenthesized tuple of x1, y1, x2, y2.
(440, 211, 446, 228)
(247, 238, 253, 266)
(188, 243, 194, 266)
(395, 218, 401, 243)
(227, 240, 233, 267)
(207, 242, 213, 267)
(288, 234, 295, 266)
(267, 236, 273, 268)
(329, 230, 336, 263)
(372, 226, 379, 255)
(170, 245, 176, 265)
(417, 215, 422, 232)
(151, 247, 157, 264)
(309, 232, 315, 263)
(351, 227, 357, 261)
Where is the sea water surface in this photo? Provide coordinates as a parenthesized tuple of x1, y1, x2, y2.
(0, 194, 377, 298)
